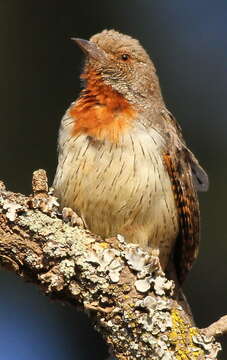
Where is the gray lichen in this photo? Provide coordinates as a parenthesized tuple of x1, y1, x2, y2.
(25, 251, 43, 270)
(193, 333, 222, 358)
(59, 259, 75, 281)
(3, 202, 24, 221)
(135, 278, 151, 293)
(152, 276, 174, 296)
(0, 182, 223, 360)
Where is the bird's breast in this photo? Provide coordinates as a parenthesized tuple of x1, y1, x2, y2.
(54, 113, 179, 268)
(69, 71, 137, 143)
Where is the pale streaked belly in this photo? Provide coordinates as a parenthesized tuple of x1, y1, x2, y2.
(53, 118, 179, 269)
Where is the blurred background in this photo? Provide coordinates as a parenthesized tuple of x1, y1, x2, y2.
(0, 1, 226, 359)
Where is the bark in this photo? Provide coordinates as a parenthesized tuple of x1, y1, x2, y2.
(0, 170, 224, 360)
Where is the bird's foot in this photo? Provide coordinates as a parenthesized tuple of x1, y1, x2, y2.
(62, 207, 86, 228)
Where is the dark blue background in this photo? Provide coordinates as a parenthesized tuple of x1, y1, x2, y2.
(0, 1, 226, 359)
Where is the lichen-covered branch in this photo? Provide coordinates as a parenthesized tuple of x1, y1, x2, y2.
(201, 316, 227, 339)
(0, 170, 223, 359)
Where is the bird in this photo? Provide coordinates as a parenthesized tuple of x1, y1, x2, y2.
(53, 29, 209, 284)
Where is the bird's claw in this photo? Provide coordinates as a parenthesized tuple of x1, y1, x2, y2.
(62, 207, 86, 228)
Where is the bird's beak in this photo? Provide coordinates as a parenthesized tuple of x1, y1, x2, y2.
(71, 37, 105, 61)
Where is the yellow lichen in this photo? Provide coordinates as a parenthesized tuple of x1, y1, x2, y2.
(99, 242, 110, 248)
(170, 308, 205, 359)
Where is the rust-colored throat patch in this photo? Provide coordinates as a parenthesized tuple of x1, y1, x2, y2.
(70, 69, 136, 143)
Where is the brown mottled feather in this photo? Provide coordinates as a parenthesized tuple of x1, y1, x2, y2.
(160, 109, 208, 283)
(163, 151, 200, 284)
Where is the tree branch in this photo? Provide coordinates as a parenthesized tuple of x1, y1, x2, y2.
(0, 170, 224, 359)
(202, 316, 227, 339)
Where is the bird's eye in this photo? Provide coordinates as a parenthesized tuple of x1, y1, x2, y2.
(121, 53, 130, 61)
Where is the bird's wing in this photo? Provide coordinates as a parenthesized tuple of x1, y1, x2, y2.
(160, 109, 208, 283)
(163, 150, 200, 284)
(185, 147, 209, 192)
(161, 110, 209, 192)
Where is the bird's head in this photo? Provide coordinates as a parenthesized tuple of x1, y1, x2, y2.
(72, 29, 162, 105)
